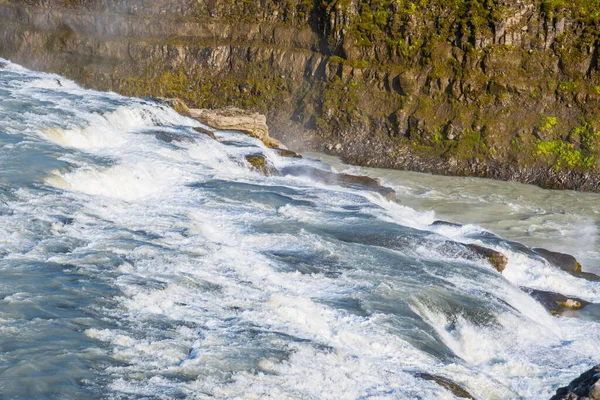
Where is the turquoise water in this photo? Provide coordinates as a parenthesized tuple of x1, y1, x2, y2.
(0, 59, 599, 399)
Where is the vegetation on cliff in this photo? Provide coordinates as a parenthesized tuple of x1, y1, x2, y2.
(1, 0, 600, 189)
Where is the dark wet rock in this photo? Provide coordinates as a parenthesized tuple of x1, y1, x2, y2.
(276, 149, 303, 158)
(551, 364, 600, 400)
(462, 243, 508, 273)
(245, 154, 277, 176)
(279, 165, 396, 200)
(193, 126, 216, 140)
(430, 220, 463, 229)
(416, 373, 475, 399)
(574, 271, 600, 281)
(154, 131, 196, 144)
(533, 248, 582, 275)
(524, 288, 590, 316)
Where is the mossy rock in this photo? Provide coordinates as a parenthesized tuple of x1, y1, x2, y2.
(276, 149, 303, 158)
(245, 154, 276, 176)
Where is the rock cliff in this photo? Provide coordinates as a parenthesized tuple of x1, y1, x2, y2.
(1, 0, 600, 190)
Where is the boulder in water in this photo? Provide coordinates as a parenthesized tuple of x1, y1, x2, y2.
(524, 288, 590, 316)
(415, 373, 474, 399)
(276, 148, 303, 158)
(551, 364, 600, 399)
(430, 220, 463, 229)
(154, 131, 197, 144)
(193, 126, 217, 140)
(464, 243, 508, 273)
(280, 165, 396, 200)
(533, 248, 582, 274)
(245, 154, 277, 176)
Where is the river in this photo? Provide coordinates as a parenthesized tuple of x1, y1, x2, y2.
(0, 59, 599, 399)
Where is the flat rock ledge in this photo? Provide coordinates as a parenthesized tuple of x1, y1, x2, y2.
(551, 364, 600, 400)
(151, 98, 285, 150)
(188, 107, 285, 150)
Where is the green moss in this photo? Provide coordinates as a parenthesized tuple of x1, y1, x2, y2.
(558, 81, 578, 91)
(452, 129, 488, 160)
(539, 116, 558, 132)
(536, 139, 595, 170)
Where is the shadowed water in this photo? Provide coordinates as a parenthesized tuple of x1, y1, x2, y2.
(0, 59, 599, 399)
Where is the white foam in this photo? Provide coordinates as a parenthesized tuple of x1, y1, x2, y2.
(45, 162, 179, 200)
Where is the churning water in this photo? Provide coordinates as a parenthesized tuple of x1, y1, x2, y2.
(0, 59, 599, 399)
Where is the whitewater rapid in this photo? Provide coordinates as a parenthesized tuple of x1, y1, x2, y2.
(0, 59, 599, 399)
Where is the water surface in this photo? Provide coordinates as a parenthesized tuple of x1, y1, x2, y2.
(0, 59, 599, 399)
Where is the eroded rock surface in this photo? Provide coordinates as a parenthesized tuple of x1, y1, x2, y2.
(189, 107, 285, 149)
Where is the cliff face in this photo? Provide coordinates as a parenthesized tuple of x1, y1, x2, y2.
(1, 0, 600, 190)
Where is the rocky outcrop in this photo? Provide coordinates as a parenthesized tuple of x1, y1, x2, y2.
(245, 153, 276, 176)
(279, 165, 397, 200)
(463, 243, 509, 273)
(1, 0, 600, 190)
(551, 365, 600, 400)
(188, 107, 285, 149)
(534, 248, 583, 275)
(524, 288, 590, 316)
(193, 126, 217, 140)
(415, 372, 475, 399)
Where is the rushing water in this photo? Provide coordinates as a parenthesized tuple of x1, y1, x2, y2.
(0, 60, 599, 400)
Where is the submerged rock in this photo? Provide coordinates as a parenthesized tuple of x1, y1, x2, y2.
(524, 288, 590, 316)
(430, 220, 463, 229)
(551, 364, 600, 400)
(154, 131, 196, 144)
(276, 148, 303, 158)
(193, 126, 217, 140)
(415, 373, 474, 399)
(463, 243, 508, 273)
(280, 165, 396, 200)
(188, 107, 286, 149)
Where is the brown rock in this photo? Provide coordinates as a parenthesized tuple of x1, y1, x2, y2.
(276, 149, 302, 158)
(464, 244, 508, 273)
(416, 373, 474, 399)
(524, 288, 589, 316)
(188, 107, 286, 150)
(245, 154, 276, 176)
(533, 248, 582, 275)
(280, 165, 396, 200)
(193, 126, 217, 140)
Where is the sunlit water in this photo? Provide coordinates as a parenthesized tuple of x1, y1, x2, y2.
(0, 59, 599, 399)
